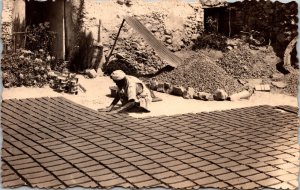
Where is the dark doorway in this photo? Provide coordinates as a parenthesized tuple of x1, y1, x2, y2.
(26, 0, 65, 59)
(204, 7, 229, 36)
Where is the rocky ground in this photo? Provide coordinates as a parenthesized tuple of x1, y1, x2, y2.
(2, 75, 298, 118)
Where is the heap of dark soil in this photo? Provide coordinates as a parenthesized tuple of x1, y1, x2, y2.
(150, 52, 243, 95)
(216, 46, 276, 79)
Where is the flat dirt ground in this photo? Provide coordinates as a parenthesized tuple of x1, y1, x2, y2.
(2, 75, 298, 118)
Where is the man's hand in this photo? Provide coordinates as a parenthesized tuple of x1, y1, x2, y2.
(98, 105, 113, 112)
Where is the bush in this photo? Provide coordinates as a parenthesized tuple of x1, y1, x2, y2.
(192, 33, 227, 51)
(1, 49, 54, 88)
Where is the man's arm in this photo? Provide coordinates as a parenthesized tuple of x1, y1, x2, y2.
(113, 100, 136, 113)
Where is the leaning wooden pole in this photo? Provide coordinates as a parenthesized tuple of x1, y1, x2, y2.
(105, 19, 126, 66)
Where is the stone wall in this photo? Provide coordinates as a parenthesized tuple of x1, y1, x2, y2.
(2, 0, 14, 52)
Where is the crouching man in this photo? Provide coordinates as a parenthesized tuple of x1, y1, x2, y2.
(100, 70, 152, 113)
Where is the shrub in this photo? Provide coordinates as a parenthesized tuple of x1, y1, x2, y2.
(1, 49, 54, 88)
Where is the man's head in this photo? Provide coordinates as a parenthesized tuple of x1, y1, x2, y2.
(111, 70, 126, 89)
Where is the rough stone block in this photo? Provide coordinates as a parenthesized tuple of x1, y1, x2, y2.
(172, 86, 186, 96)
(164, 83, 173, 94)
(213, 89, 228, 101)
(85, 69, 97, 78)
(157, 83, 165, 93)
(195, 92, 212, 100)
(183, 87, 195, 99)
(149, 80, 158, 91)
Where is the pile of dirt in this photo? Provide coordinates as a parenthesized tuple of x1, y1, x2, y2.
(216, 46, 276, 79)
(150, 52, 243, 95)
(283, 73, 298, 96)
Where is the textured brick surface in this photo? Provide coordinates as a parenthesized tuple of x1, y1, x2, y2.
(1, 98, 299, 189)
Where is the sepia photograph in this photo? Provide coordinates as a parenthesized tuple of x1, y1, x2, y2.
(1, 0, 299, 189)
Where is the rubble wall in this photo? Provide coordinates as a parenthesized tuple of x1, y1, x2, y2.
(228, 0, 298, 57)
(83, 0, 204, 52)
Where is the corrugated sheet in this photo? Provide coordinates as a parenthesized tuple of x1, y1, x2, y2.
(124, 16, 182, 68)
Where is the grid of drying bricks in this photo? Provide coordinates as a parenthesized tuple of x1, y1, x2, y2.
(1, 97, 299, 189)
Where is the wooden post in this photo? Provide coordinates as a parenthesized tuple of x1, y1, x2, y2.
(105, 19, 125, 65)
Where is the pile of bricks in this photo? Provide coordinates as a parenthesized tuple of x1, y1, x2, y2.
(49, 72, 79, 95)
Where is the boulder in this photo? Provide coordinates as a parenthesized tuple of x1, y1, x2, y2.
(157, 83, 165, 93)
(213, 89, 228, 101)
(172, 86, 186, 96)
(85, 69, 97, 78)
(183, 87, 195, 99)
(194, 92, 212, 101)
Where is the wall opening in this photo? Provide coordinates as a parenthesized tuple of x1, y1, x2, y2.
(25, 0, 65, 59)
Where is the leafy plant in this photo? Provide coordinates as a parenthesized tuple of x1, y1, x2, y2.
(25, 22, 56, 53)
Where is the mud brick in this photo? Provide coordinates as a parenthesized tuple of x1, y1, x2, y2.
(162, 160, 183, 168)
(200, 164, 220, 171)
(266, 169, 288, 177)
(206, 181, 229, 188)
(59, 172, 85, 181)
(80, 181, 99, 188)
(139, 163, 161, 170)
(161, 175, 186, 184)
(175, 153, 194, 161)
(18, 167, 45, 175)
(248, 161, 268, 168)
(190, 160, 211, 168)
(236, 169, 260, 177)
(113, 165, 137, 173)
(147, 153, 167, 160)
(158, 157, 174, 163)
(65, 176, 91, 186)
(227, 177, 250, 186)
(145, 167, 168, 175)
(120, 169, 145, 178)
(229, 164, 250, 172)
(195, 176, 219, 185)
(99, 177, 126, 187)
(6, 146, 23, 155)
(93, 172, 120, 181)
(277, 173, 297, 181)
(216, 172, 240, 181)
(135, 179, 161, 188)
(85, 167, 111, 177)
(14, 162, 39, 170)
(44, 159, 69, 168)
(240, 182, 260, 189)
(127, 174, 153, 183)
(23, 170, 51, 179)
(277, 163, 297, 170)
(28, 175, 58, 185)
(109, 161, 131, 170)
(288, 180, 298, 187)
(125, 155, 146, 162)
(186, 172, 209, 180)
(133, 159, 154, 166)
(246, 173, 269, 181)
(48, 163, 73, 171)
(211, 157, 231, 164)
(100, 157, 124, 165)
(257, 165, 278, 172)
(2, 178, 26, 187)
(177, 167, 199, 176)
(153, 171, 177, 179)
(169, 163, 190, 171)
(63, 153, 86, 160)
(270, 182, 295, 190)
(208, 168, 231, 176)
(76, 160, 99, 168)
(257, 178, 281, 186)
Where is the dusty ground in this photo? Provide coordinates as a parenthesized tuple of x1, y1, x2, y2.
(2, 75, 298, 118)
